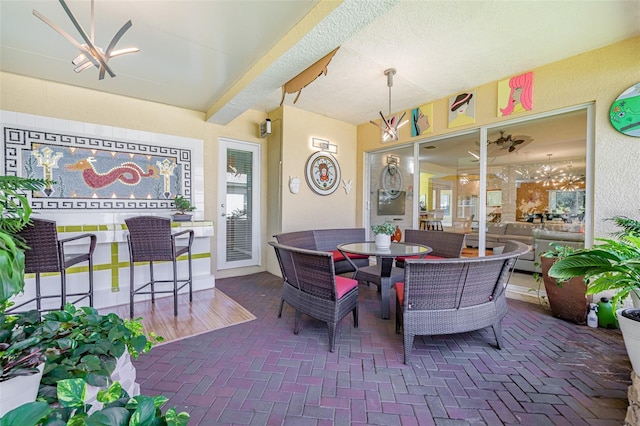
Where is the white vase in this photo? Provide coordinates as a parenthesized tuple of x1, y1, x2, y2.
(617, 309, 640, 374)
(85, 352, 140, 413)
(375, 234, 391, 249)
(0, 363, 44, 417)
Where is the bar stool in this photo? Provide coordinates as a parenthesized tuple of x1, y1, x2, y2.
(125, 216, 194, 318)
(8, 218, 96, 313)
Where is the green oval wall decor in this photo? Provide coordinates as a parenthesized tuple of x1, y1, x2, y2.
(610, 83, 640, 137)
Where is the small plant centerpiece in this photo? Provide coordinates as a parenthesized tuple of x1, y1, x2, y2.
(548, 212, 640, 371)
(172, 195, 196, 222)
(371, 221, 396, 249)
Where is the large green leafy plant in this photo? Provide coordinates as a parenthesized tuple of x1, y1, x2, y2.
(36, 304, 162, 404)
(1, 378, 190, 425)
(0, 176, 50, 307)
(548, 213, 640, 309)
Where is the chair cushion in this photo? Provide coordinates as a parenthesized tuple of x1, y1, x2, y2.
(395, 282, 405, 307)
(335, 276, 358, 298)
(395, 254, 446, 262)
(330, 250, 369, 262)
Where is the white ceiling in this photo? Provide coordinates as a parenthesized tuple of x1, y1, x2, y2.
(1, 0, 638, 127)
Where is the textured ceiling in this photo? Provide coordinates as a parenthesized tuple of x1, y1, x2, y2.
(1, 0, 638, 126)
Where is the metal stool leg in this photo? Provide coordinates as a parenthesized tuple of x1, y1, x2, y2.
(149, 261, 155, 304)
(129, 259, 135, 319)
(172, 258, 178, 317)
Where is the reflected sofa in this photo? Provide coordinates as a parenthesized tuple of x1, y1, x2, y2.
(466, 222, 584, 273)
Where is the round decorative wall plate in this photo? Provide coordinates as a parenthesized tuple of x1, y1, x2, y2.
(610, 82, 640, 137)
(305, 151, 341, 195)
(381, 165, 403, 198)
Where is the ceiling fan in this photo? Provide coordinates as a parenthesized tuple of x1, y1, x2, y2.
(488, 130, 530, 153)
(33, 0, 139, 80)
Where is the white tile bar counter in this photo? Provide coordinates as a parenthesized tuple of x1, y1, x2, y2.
(10, 218, 215, 311)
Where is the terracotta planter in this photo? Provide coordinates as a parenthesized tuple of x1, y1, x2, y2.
(541, 256, 591, 324)
(0, 363, 44, 417)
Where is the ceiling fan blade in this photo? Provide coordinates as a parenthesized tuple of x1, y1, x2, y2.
(379, 111, 392, 129)
(105, 20, 135, 58)
(58, 0, 115, 78)
(369, 120, 384, 131)
(32, 9, 100, 69)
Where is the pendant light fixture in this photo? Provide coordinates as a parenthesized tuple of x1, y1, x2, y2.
(369, 68, 409, 142)
(33, 0, 139, 80)
(535, 154, 564, 187)
(558, 164, 584, 191)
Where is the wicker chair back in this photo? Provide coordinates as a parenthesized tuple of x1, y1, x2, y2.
(269, 241, 359, 352)
(404, 229, 466, 259)
(397, 240, 529, 363)
(19, 218, 61, 273)
(125, 216, 174, 261)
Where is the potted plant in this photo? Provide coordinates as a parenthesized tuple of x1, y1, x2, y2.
(0, 176, 164, 416)
(0, 176, 50, 415)
(548, 212, 640, 371)
(35, 304, 162, 406)
(0, 176, 51, 305)
(1, 378, 190, 425)
(371, 221, 396, 249)
(172, 195, 195, 222)
(538, 243, 591, 324)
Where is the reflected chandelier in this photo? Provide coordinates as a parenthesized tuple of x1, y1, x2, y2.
(558, 165, 584, 191)
(535, 154, 564, 187)
(33, 0, 139, 80)
(369, 68, 409, 142)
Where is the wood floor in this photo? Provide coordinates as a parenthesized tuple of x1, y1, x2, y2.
(101, 288, 256, 346)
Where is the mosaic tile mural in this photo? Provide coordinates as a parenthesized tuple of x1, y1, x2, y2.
(3, 126, 191, 210)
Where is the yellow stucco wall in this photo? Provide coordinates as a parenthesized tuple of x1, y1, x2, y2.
(357, 36, 640, 238)
(0, 71, 270, 278)
(1, 36, 638, 278)
(278, 105, 357, 232)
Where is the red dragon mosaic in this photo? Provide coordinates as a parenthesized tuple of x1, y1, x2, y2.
(66, 157, 155, 189)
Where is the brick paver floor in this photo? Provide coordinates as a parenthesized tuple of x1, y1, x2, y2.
(133, 272, 631, 425)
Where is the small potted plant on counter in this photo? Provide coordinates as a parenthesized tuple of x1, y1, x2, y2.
(371, 221, 396, 249)
(172, 195, 196, 222)
(548, 212, 640, 372)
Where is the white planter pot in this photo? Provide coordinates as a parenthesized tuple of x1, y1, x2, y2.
(617, 309, 640, 374)
(375, 234, 391, 249)
(85, 352, 140, 413)
(0, 363, 44, 417)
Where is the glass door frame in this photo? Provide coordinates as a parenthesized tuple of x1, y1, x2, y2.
(217, 137, 262, 269)
(364, 103, 594, 254)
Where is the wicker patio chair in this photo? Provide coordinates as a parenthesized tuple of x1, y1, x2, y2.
(395, 229, 466, 268)
(394, 240, 529, 364)
(269, 241, 359, 352)
(125, 216, 194, 318)
(8, 218, 96, 313)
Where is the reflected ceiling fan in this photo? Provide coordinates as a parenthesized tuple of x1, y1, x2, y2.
(488, 130, 531, 152)
(33, 0, 139, 80)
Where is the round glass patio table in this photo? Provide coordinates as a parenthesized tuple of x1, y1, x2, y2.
(338, 242, 431, 319)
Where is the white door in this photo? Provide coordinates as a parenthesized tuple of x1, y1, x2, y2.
(217, 138, 261, 269)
